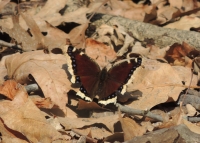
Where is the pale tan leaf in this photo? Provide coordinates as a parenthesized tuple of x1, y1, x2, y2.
(20, 13, 45, 48)
(34, 0, 67, 26)
(0, 0, 10, 12)
(44, 22, 70, 50)
(1, 99, 62, 142)
(183, 119, 200, 134)
(58, 114, 119, 133)
(63, 7, 89, 24)
(127, 59, 186, 110)
(85, 38, 117, 68)
(0, 119, 16, 138)
(164, 15, 200, 30)
(186, 104, 197, 117)
(119, 111, 146, 141)
(73, 127, 112, 140)
(30, 96, 54, 109)
(2, 16, 39, 51)
(1, 136, 28, 143)
(69, 23, 89, 48)
(169, 0, 183, 9)
(158, 111, 184, 129)
(5, 51, 70, 114)
(0, 80, 18, 100)
(0, 86, 28, 115)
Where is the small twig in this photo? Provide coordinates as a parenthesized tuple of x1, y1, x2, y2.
(116, 103, 163, 122)
(25, 83, 40, 93)
(0, 40, 22, 51)
(179, 69, 194, 115)
(188, 117, 200, 123)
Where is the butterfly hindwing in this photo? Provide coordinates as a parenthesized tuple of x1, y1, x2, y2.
(98, 58, 142, 105)
(67, 46, 101, 100)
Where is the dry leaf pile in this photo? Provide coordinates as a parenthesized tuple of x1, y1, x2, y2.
(0, 0, 200, 142)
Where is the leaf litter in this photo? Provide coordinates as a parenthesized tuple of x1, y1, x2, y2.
(0, 0, 200, 142)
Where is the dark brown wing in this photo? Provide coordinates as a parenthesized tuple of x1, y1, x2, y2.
(98, 58, 142, 105)
(67, 46, 100, 99)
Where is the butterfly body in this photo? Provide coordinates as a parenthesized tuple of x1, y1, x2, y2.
(66, 45, 142, 105)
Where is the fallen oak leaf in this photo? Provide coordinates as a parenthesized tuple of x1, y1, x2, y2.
(118, 109, 146, 141)
(30, 96, 54, 109)
(85, 38, 117, 68)
(5, 50, 70, 115)
(20, 13, 46, 50)
(0, 85, 28, 114)
(0, 80, 18, 100)
(0, 0, 10, 12)
(2, 15, 40, 51)
(0, 99, 63, 142)
(58, 114, 119, 133)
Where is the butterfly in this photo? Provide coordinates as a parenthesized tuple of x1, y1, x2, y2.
(66, 45, 142, 105)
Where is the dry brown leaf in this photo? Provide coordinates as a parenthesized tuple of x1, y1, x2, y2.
(88, 0, 151, 21)
(164, 15, 200, 30)
(158, 111, 184, 129)
(146, 44, 169, 60)
(0, 80, 18, 100)
(85, 38, 117, 68)
(164, 42, 197, 66)
(104, 132, 124, 142)
(186, 104, 197, 116)
(141, 121, 155, 132)
(0, 119, 20, 139)
(58, 114, 119, 133)
(131, 42, 150, 56)
(63, 7, 89, 24)
(127, 59, 185, 110)
(183, 119, 200, 134)
(2, 15, 40, 51)
(20, 13, 45, 49)
(18, 1, 87, 30)
(0, 59, 8, 84)
(73, 127, 112, 140)
(0, 0, 10, 12)
(44, 22, 70, 51)
(155, 6, 180, 24)
(182, 0, 197, 12)
(119, 111, 146, 141)
(5, 51, 70, 114)
(1, 99, 62, 142)
(169, 0, 183, 9)
(0, 86, 28, 115)
(1, 136, 28, 143)
(173, 66, 197, 87)
(34, 0, 67, 26)
(47, 117, 63, 130)
(94, 24, 134, 56)
(69, 23, 89, 48)
(30, 96, 54, 109)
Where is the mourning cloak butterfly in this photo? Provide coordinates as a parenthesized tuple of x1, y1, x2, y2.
(66, 45, 142, 105)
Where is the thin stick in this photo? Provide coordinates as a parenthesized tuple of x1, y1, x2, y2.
(0, 40, 22, 51)
(117, 103, 163, 122)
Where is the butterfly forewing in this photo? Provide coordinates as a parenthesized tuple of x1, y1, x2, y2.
(99, 58, 142, 100)
(108, 59, 141, 84)
(71, 52, 100, 76)
(99, 78, 121, 100)
(79, 75, 99, 97)
(67, 46, 101, 98)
